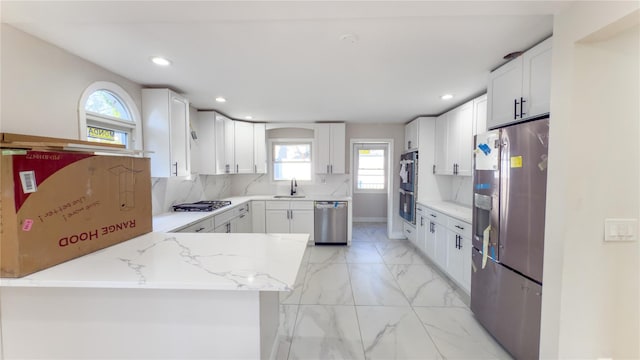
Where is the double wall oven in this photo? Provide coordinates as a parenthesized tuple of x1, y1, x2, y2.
(399, 150, 417, 224)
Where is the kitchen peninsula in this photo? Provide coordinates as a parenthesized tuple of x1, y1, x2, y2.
(0, 231, 308, 359)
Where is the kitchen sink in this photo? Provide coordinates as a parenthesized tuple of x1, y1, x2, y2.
(273, 195, 306, 198)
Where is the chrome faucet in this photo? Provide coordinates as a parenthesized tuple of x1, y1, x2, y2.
(290, 178, 298, 196)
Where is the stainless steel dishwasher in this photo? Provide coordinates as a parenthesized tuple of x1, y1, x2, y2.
(314, 201, 348, 245)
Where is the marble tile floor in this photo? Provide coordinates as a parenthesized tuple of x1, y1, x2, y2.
(276, 222, 512, 360)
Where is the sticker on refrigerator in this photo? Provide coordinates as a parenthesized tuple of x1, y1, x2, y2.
(510, 156, 523, 168)
(477, 143, 492, 155)
(19, 171, 37, 193)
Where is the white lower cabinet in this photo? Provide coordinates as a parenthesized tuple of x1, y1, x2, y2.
(417, 204, 472, 294)
(433, 222, 448, 271)
(177, 217, 214, 233)
(235, 210, 252, 233)
(403, 221, 416, 245)
(251, 201, 266, 233)
(414, 205, 427, 253)
(265, 201, 314, 241)
(214, 203, 250, 233)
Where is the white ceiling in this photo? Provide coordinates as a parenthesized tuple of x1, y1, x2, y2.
(1, 1, 568, 124)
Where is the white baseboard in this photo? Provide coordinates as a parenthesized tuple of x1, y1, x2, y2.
(353, 217, 387, 223)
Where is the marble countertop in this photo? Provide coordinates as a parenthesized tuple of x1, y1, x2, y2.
(418, 201, 472, 223)
(153, 194, 352, 232)
(0, 232, 309, 291)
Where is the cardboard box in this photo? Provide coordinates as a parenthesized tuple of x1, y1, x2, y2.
(1, 150, 152, 277)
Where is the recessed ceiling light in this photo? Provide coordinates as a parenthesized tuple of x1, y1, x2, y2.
(215, 97, 227, 103)
(150, 56, 171, 66)
(440, 94, 454, 100)
(245, 116, 253, 120)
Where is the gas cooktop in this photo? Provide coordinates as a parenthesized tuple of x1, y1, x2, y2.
(172, 200, 232, 212)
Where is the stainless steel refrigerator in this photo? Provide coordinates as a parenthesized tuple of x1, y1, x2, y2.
(471, 117, 549, 359)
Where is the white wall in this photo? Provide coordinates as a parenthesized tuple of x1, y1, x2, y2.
(541, 3, 639, 358)
(352, 193, 387, 221)
(0, 25, 142, 139)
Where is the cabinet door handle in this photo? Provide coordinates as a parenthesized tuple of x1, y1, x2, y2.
(430, 214, 436, 218)
(520, 97, 526, 118)
(254, 164, 257, 173)
(455, 225, 464, 230)
(432, 164, 436, 174)
(173, 162, 178, 176)
(195, 227, 205, 233)
(408, 140, 412, 149)
(514, 98, 519, 119)
(290, 210, 293, 219)
(225, 164, 230, 173)
(330, 164, 333, 174)
(326, 165, 330, 173)
(236, 164, 239, 173)
(420, 216, 425, 226)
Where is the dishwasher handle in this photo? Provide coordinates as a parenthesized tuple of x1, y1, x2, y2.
(315, 201, 348, 209)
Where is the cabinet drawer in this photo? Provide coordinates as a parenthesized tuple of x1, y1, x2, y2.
(179, 217, 214, 233)
(424, 207, 446, 224)
(447, 217, 472, 238)
(403, 222, 416, 242)
(236, 203, 250, 214)
(291, 201, 314, 210)
(215, 208, 236, 227)
(265, 201, 290, 210)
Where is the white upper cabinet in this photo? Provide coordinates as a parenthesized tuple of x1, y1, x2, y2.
(253, 123, 267, 174)
(404, 119, 419, 151)
(449, 101, 473, 176)
(314, 123, 345, 174)
(196, 112, 265, 175)
(194, 111, 217, 175)
(213, 113, 233, 174)
(234, 121, 254, 174)
(434, 113, 450, 175)
(487, 37, 552, 129)
(434, 99, 474, 176)
(473, 94, 488, 135)
(142, 88, 190, 177)
(522, 37, 553, 119)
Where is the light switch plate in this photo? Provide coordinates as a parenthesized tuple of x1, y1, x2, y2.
(604, 218, 637, 242)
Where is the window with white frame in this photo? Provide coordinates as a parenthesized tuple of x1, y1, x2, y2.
(78, 81, 141, 149)
(354, 144, 386, 192)
(272, 141, 312, 181)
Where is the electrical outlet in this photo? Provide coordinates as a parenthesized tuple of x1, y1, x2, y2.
(604, 218, 637, 242)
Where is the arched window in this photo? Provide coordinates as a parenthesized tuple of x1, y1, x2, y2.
(78, 81, 141, 149)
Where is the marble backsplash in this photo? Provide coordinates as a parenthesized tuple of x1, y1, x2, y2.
(152, 173, 352, 215)
(151, 175, 232, 215)
(449, 176, 473, 207)
(230, 174, 352, 197)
